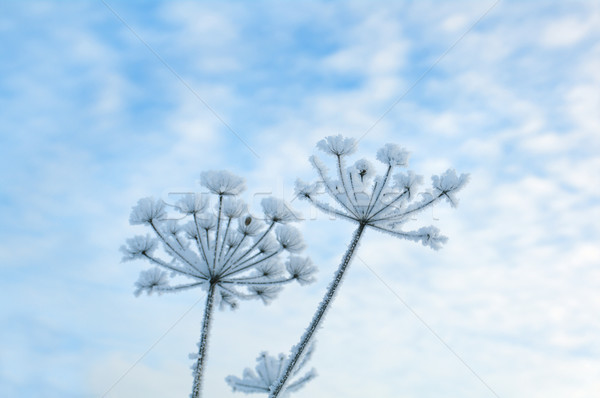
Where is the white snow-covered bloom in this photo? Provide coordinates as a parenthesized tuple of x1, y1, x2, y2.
(376, 143, 410, 166)
(294, 180, 321, 200)
(134, 267, 169, 296)
(316, 134, 356, 156)
(121, 170, 315, 398)
(177, 193, 209, 215)
(223, 197, 247, 218)
(121, 235, 158, 260)
(238, 215, 264, 236)
(255, 260, 283, 279)
(129, 197, 167, 225)
(248, 285, 283, 305)
(352, 158, 375, 184)
(432, 168, 470, 208)
(261, 197, 299, 224)
(275, 225, 305, 253)
(393, 170, 423, 200)
(226, 343, 317, 396)
(268, 136, 468, 398)
(196, 213, 217, 231)
(201, 170, 246, 195)
(257, 235, 280, 254)
(296, 135, 469, 249)
(285, 256, 317, 285)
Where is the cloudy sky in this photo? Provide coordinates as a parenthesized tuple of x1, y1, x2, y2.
(1, 1, 599, 397)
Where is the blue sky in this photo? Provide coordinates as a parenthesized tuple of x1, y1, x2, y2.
(1, 1, 599, 397)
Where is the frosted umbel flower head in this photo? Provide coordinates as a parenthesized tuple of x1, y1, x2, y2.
(121, 170, 315, 398)
(201, 170, 246, 195)
(268, 136, 468, 398)
(226, 343, 317, 396)
(296, 135, 468, 249)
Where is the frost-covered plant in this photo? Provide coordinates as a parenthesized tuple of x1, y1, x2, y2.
(226, 343, 317, 396)
(265, 136, 468, 397)
(121, 170, 316, 398)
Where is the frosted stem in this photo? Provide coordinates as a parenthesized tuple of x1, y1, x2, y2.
(150, 221, 203, 275)
(190, 283, 217, 398)
(238, 222, 275, 263)
(269, 222, 366, 398)
(218, 217, 232, 265)
(366, 165, 392, 215)
(337, 154, 356, 209)
(213, 195, 224, 272)
(193, 214, 211, 266)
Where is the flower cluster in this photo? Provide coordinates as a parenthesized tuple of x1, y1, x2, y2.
(122, 170, 316, 307)
(226, 343, 317, 396)
(295, 135, 469, 250)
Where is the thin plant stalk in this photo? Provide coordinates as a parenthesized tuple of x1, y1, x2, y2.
(269, 222, 366, 398)
(191, 283, 217, 398)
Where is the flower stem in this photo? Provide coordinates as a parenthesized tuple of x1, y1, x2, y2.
(191, 283, 217, 398)
(213, 195, 224, 272)
(269, 222, 366, 398)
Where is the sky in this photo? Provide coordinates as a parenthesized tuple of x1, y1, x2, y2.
(1, 1, 599, 397)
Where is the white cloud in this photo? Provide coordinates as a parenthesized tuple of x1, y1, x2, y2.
(540, 16, 593, 48)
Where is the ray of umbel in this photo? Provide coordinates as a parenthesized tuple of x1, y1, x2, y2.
(265, 136, 469, 397)
(121, 170, 316, 398)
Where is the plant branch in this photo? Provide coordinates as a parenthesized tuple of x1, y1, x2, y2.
(142, 253, 205, 279)
(190, 283, 217, 398)
(269, 222, 366, 398)
(193, 213, 211, 267)
(150, 221, 204, 276)
(212, 195, 224, 272)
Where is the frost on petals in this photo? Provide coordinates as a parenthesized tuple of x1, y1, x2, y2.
(352, 158, 375, 183)
(197, 214, 217, 231)
(419, 226, 448, 250)
(255, 260, 283, 279)
(316, 135, 357, 156)
(226, 345, 316, 395)
(257, 235, 280, 254)
(286, 256, 316, 285)
(431, 169, 470, 208)
(294, 179, 320, 200)
(393, 171, 423, 200)
(223, 197, 247, 218)
(134, 268, 169, 296)
(402, 226, 448, 250)
(176, 193, 208, 215)
(121, 235, 158, 261)
(129, 197, 166, 225)
(262, 197, 299, 224)
(276, 225, 305, 252)
(376, 143, 410, 166)
(238, 216, 263, 236)
(249, 285, 282, 304)
(201, 170, 246, 195)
